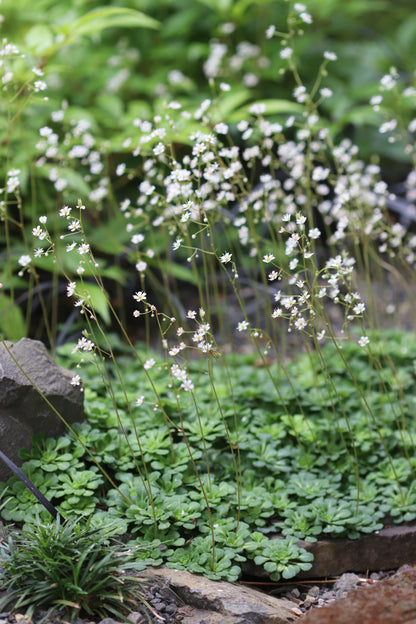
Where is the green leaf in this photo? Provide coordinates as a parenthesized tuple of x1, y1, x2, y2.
(231, 99, 304, 121)
(77, 282, 111, 326)
(24, 25, 54, 54)
(60, 8, 159, 40)
(282, 564, 301, 579)
(158, 261, 199, 286)
(0, 294, 26, 341)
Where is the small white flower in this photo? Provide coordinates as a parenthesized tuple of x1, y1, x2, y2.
(78, 243, 90, 255)
(181, 378, 194, 392)
(280, 47, 293, 59)
(67, 282, 76, 297)
(131, 233, 144, 244)
(18, 255, 31, 267)
(59, 205, 72, 217)
(263, 253, 275, 263)
(358, 336, 370, 348)
(32, 225, 46, 239)
(237, 320, 249, 332)
(34, 80, 47, 91)
(294, 316, 307, 330)
(220, 252, 232, 264)
(135, 261, 147, 272)
(133, 291, 147, 302)
(135, 396, 145, 406)
(153, 142, 165, 155)
(70, 375, 81, 386)
(68, 220, 80, 232)
(144, 358, 155, 370)
(215, 123, 228, 135)
(309, 228, 321, 239)
(354, 303, 366, 315)
(266, 25, 275, 39)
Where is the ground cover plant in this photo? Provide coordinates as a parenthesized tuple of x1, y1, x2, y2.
(2, 329, 416, 584)
(1, 0, 416, 603)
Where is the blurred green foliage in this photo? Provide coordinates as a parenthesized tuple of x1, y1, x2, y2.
(1, 0, 416, 342)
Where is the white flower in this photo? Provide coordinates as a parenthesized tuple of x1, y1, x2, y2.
(59, 205, 72, 217)
(34, 80, 47, 91)
(70, 375, 81, 386)
(78, 243, 90, 255)
(67, 282, 76, 297)
(116, 163, 126, 176)
(68, 220, 80, 232)
(153, 142, 165, 155)
(215, 123, 228, 135)
(144, 358, 155, 370)
(358, 336, 370, 348)
(135, 396, 145, 406)
(309, 228, 321, 239)
(133, 291, 147, 302)
(131, 233, 144, 244)
(249, 103, 266, 115)
(237, 320, 249, 332)
(220, 252, 232, 264)
(18, 255, 31, 267)
(354, 303, 366, 315)
(181, 378, 194, 392)
(135, 261, 147, 272)
(280, 47, 293, 59)
(320, 88, 333, 99)
(263, 253, 275, 263)
(32, 226, 46, 239)
(266, 25, 275, 39)
(294, 316, 307, 330)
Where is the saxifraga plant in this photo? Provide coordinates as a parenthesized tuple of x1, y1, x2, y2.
(0, 516, 151, 622)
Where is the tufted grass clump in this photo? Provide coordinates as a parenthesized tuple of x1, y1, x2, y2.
(0, 517, 151, 623)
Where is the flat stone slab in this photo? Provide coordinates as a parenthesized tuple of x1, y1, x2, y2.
(299, 523, 416, 578)
(143, 567, 300, 624)
(301, 564, 416, 624)
(244, 523, 416, 580)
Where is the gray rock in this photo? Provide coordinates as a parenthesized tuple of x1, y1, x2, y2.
(143, 567, 299, 624)
(0, 338, 84, 482)
(333, 573, 363, 595)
